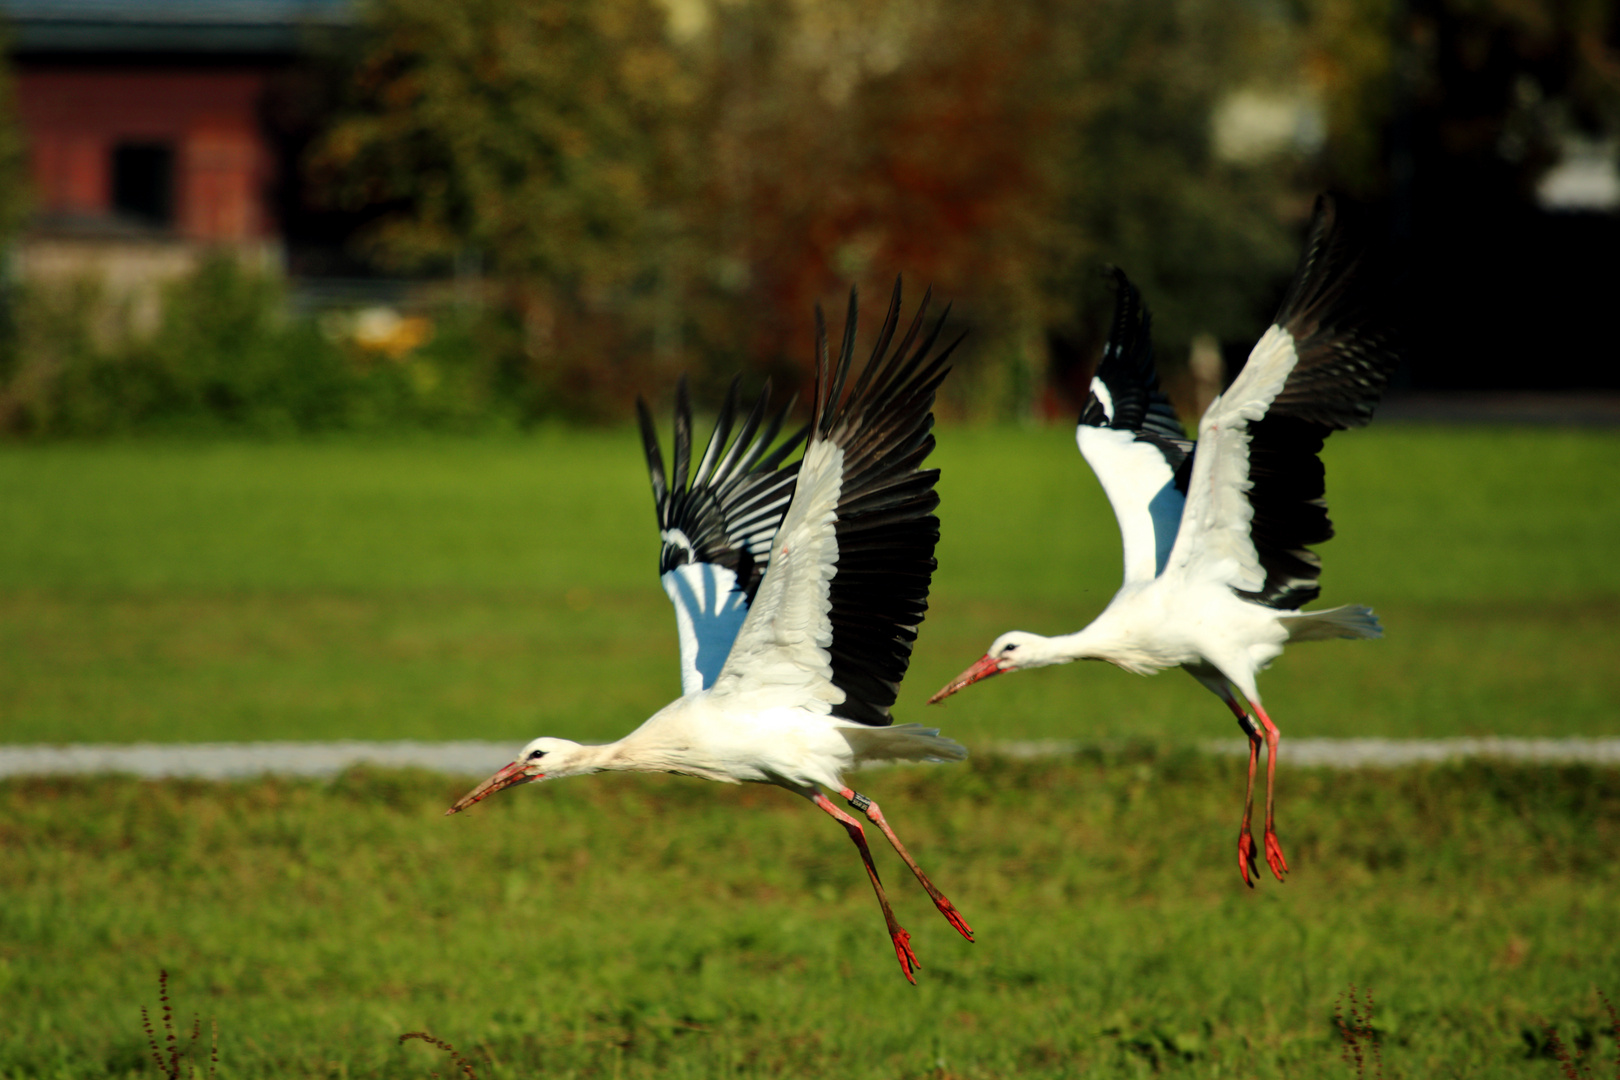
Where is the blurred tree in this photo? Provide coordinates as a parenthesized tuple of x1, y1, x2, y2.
(1404, 0, 1620, 206)
(1303, 0, 1620, 203)
(1301, 0, 1402, 198)
(314, 0, 1340, 421)
(1301, 0, 1620, 390)
(0, 43, 28, 243)
(679, 0, 1314, 417)
(674, 0, 1062, 413)
(312, 0, 692, 416)
(1038, 0, 1308, 413)
(0, 41, 34, 414)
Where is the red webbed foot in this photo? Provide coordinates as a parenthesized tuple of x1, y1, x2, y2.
(1238, 827, 1258, 888)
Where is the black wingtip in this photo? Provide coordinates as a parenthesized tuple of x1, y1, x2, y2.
(710, 378, 771, 484)
(811, 304, 832, 438)
(672, 375, 693, 495)
(1103, 264, 1144, 323)
(1075, 264, 1188, 448)
(842, 278, 903, 409)
(692, 376, 743, 490)
(1101, 265, 1153, 381)
(1273, 194, 1348, 332)
(799, 277, 960, 727)
(1267, 194, 1401, 431)
(823, 287, 860, 435)
(635, 395, 668, 518)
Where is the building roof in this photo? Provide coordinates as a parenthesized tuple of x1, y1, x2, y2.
(2, 0, 353, 54)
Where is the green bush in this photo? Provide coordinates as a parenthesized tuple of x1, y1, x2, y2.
(0, 255, 530, 437)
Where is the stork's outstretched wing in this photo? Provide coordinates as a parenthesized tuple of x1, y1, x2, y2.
(1076, 268, 1194, 585)
(710, 279, 961, 725)
(637, 378, 807, 693)
(1166, 195, 1400, 608)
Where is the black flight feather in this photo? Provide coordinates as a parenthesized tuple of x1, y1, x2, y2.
(1079, 268, 1193, 474)
(809, 280, 963, 727)
(636, 376, 808, 605)
(1234, 195, 1401, 610)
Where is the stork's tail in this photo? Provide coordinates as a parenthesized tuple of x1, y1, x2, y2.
(1281, 604, 1382, 642)
(839, 723, 968, 765)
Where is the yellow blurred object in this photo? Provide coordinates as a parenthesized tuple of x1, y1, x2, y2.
(350, 307, 434, 360)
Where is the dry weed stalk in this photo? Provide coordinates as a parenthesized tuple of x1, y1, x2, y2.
(400, 1030, 482, 1079)
(1335, 985, 1383, 1080)
(1540, 991, 1620, 1080)
(140, 970, 218, 1080)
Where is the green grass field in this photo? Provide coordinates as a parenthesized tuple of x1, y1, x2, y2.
(4, 756, 1619, 1078)
(2, 426, 1617, 745)
(2, 425, 1619, 1078)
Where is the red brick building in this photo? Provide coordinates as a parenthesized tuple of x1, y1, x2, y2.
(5, 0, 350, 309)
(22, 66, 277, 241)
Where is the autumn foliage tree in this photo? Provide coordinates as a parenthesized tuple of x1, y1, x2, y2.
(314, 0, 1350, 419)
(313, 0, 692, 415)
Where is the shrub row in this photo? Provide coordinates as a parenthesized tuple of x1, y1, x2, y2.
(0, 255, 540, 437)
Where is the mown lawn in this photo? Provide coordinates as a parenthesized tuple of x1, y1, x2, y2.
(1, 425, 1617, 1078)
(1, 425, 1616, 745)
(3, 754, 1618, 1079)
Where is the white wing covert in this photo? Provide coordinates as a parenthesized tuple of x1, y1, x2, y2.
(710, 280, 960, 723)
(637, 378, 807, 693)
(1075, 268, 1194, 584)
(1166, 196, 1400, 607)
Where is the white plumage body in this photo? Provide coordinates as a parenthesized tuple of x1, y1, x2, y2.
(932, 198, 1398, 887)
(1053, 577, 1294, 683)
(449, 283, 971, 982)
(588, 693, 960, 791)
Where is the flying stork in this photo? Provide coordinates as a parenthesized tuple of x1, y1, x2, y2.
(929, 196, 1401, 887)
(449, 282, 973, 982)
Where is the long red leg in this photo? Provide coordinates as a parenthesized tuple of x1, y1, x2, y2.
(840, 788, 973, 942)
(1249, 701, 1289, 882)
(811, 791, 919, 983)
(1217, 695, 1262, 887)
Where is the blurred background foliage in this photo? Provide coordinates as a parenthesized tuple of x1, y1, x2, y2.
(0, 254, 524, 435)
(0, 28, 26, 243)
(0, 0, 1617, 434)
(311, 0, 1323, 420)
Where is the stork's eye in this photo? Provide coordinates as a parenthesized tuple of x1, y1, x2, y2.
(528, 749, 547, 761)
(1001, 643, 1018, 654)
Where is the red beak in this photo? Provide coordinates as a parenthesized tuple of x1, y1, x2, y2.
(927, 653, 1006, 704)
(446, 760, 543, 815)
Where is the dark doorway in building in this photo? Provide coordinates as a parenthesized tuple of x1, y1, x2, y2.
(112, 142, 176, 227)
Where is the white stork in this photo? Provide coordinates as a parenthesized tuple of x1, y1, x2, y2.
(449, 282, 973, 982)
(929, 196, 1401, 886)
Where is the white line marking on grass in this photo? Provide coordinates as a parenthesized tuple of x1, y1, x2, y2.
(0, 741, 517, 780)
(1207, 736, 1620, 768)
(2, 738, 1619, 778)
(996, 737, 1620, 768)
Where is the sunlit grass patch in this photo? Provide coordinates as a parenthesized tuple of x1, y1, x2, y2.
(0, 426, 1616, 745)
(3, 754, 1618, 1078)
